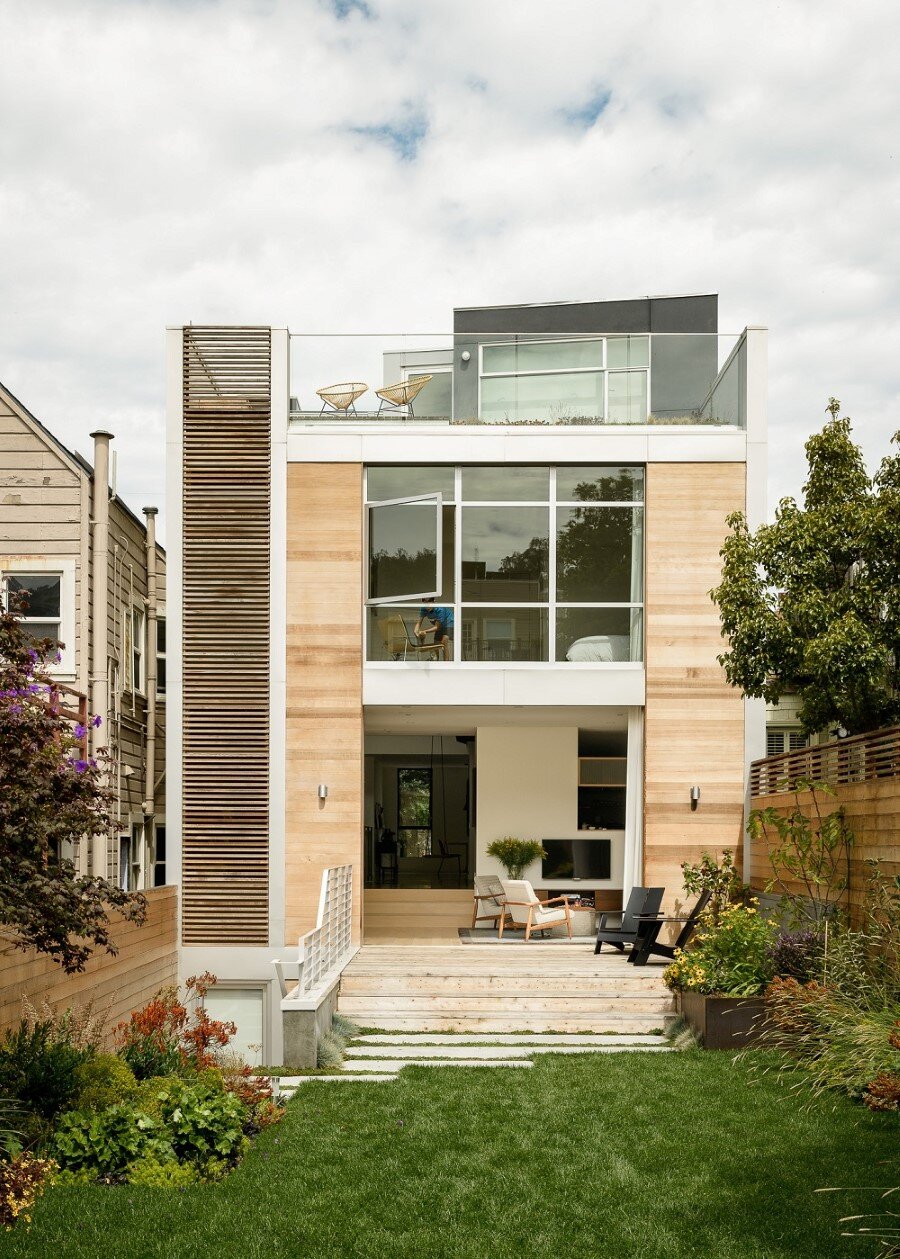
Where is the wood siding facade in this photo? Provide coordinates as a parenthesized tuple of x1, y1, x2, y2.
(0, 383, 166, 886)
(285, 463, 363, 944)
(643, 462, 747, 895)
(0, 887, 177, 1044)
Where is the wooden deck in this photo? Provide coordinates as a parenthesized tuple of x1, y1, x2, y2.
(338, 942, 675, 1034)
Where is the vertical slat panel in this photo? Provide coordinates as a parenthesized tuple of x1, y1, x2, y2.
(182, 327, 271, 944)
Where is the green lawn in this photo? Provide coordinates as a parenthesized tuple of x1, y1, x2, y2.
(3, 1052, 897, 1259)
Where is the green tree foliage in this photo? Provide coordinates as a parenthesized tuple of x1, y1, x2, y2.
(711, 402, 900, 735)
(0, 600, 145, 972)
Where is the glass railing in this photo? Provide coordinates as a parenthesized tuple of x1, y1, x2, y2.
(289, 331, 748, 428)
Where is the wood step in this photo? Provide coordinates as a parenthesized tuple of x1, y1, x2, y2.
(339, 995, 674, 1015)
(344, 1016, 672, 1034)
(340, 975, 667, 996)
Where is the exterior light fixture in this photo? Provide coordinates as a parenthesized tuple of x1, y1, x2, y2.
(317, 784, 328, 800)
(460, 350, 471, 363)
(690, 786, 700, 811)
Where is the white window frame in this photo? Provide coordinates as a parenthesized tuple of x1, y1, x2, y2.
(200, 984, 268, 1067)
(477, 336, 650, 425)
(124, 604, 145, 694)
(363, 466, 645, 667)
(0, 557, 76, 679)
(156, 605, 167, 701)
(365, 493, 444, 606)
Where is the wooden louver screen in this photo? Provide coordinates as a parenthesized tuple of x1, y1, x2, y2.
(182, 327, 271, 945)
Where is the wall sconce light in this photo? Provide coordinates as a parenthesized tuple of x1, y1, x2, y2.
(317, 784, 328, 800)
(690, 786, 700, 811)
(460, 350, 471, 363)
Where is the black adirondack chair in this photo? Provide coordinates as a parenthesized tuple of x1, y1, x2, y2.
(594, 886, 665, 954)
(628, 890, 712, 966)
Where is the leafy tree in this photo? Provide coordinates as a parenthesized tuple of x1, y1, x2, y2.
(0, 599, 145, 972)
(711, 401, 900, 735)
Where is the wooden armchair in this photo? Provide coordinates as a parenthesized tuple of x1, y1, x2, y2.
(472, 874, 507, 929)
(499, 880, 572, 940)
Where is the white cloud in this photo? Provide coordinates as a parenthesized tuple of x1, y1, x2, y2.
(1, 0, 898, 537)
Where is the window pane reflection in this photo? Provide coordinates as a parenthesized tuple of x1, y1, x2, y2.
(461, 466, 549, 501)
(462, 608, 547, 661)
(556, 467, 644, 502)
(557, 608, 642, 662)
(366, 466, 454, 501)
(481, 373, 604, 423)
(556, 507, 643, 602)
(462, 507, 548, 601)
(368, 501, 439, 600)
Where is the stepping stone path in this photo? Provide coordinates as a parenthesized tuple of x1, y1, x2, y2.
(278, 1030, 671, 1093)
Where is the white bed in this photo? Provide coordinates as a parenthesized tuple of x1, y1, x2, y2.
(565, 634, 632, 663)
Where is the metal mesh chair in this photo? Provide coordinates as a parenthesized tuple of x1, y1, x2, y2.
(316, 382, 368, 414)
(375, 375, 432, 416)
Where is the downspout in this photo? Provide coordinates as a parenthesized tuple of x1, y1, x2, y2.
(89, 430, 113, 878)
(143, 508, 159, 872)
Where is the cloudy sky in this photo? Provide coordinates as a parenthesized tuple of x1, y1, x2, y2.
(1, 0, 898, 540)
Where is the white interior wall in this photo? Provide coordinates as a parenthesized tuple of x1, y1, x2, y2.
(476, 725, 578, 883)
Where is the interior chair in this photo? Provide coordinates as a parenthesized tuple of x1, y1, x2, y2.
(471, 874, 506, 928)
(629, 890, 712, 966)
(594, 886, 665, 954)
(499, 880, 572, 941)
(377, 614, 442, 661)
(316, 381, 368, 414)
(375, 375, 432, 417)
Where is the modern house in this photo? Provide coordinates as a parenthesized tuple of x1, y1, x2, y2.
(166, 295, 767, 1062)
(0, 382, 167, 890)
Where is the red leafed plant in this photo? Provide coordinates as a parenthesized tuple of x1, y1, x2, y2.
(116, 973, 236, 1079)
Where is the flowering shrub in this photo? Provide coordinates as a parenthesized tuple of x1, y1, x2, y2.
(663, 902, 776, 997)
(0, 1155, 55, 1230)
(681, 849, 748, 925)
(0, 600, 145, 972)
(116, 974, 237, 1079)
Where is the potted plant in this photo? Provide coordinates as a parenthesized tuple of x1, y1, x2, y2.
(663, 901, 776, 1048)
(486, 837, 547, 881)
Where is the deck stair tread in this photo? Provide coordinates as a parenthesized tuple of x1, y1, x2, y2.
(353, 1032, 665, 1045)
(336, 943, 675, 1034)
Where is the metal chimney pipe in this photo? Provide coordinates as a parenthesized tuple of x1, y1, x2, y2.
(89, 430, 113, 878)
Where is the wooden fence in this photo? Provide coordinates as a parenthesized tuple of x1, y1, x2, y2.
(749, 727, 900, 921)
(0, 885, 178, 1044)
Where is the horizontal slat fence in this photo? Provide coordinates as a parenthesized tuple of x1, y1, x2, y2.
(750, 725, 900, 796)
(0, 886, 177, 1044)
(182, 327, 271, 945)
(750, 726, 900, 923)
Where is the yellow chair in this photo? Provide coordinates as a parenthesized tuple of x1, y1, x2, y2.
(375, 375, 432, 417)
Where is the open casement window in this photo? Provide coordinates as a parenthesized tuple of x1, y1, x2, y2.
(367, 493, 443, 606)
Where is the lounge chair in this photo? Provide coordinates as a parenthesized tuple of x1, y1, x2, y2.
(471, 874, 507, 929)
(629, 890, 712, 966)
(316, 381, 368, 414)
(499, 880, 572, 941)
(594, 886, 664, 954)
(375, 375, 432, 416)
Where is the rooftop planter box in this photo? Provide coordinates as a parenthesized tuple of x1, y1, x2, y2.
(678, 991, 768, 1050)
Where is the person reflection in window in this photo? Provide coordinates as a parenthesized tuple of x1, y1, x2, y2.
(415, 598, 454, 661)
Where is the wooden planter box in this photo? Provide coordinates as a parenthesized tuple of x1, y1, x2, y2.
(677, 992, 768, 1050)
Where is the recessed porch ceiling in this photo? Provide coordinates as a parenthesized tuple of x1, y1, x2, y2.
(363, 705, 630, 736)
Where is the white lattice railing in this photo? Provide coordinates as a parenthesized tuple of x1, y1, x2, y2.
(295, 865, 354, 994)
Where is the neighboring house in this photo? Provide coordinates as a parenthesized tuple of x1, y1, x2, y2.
(167, 295, 768, 1061)
(0, 382, 166, 890)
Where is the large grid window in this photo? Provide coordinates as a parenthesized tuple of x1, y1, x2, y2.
(479, 337, 649, 424)
(365, 465, 644, 664)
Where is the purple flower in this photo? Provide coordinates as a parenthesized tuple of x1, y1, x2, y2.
(91, 714, 103, 728)
(74, 759, 89, 773)
(55, 651, 62, 663)
(74, 723, 87, 739)
(27, 648, 38, 663)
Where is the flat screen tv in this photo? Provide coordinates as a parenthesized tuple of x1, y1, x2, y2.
(542, 838, 611, 881)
